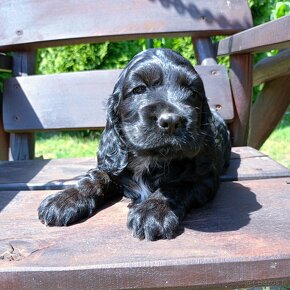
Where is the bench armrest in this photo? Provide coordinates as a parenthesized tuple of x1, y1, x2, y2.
(217, 15, 290, 55)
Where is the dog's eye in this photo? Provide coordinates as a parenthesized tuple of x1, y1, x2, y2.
(132, 85, 146, 95)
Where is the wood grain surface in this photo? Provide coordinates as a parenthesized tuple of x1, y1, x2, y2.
(3, 65, 233, 133)
(0, 147, 289, 191)
(218, 15, 290, 55)
(0, 178, 290, 289)
(0, 0, 252, 51)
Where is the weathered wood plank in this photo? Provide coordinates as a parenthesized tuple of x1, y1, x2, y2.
(8, 133, 35, 161)
(0, 178, 290, 289)
(3, 65, 234, 133)
(9, 51, 37, 160)
(3, 69, 121, 132)
(0, 157, 96, 191)
(249, 75, 290, 149)
(0, 0, 252, 51)
(222, 154, 290, 181)
(253, 48, 290, 86)
(229, 54, 253, 146)
(0, 147, 289, 191)
(0, 104, 9, 161)
(218, 15, 290, 55)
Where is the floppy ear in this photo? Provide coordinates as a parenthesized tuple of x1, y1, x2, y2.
(97, 74, 128, 175)
(200, 88, 212, 130)
(192, 73, 212, 130)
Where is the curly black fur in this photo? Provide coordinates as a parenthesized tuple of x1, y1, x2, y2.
(38, 48, 231, 241)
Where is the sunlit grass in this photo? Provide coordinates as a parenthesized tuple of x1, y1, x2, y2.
(260, 112, 290, 169)
(35, 132, 100, 159)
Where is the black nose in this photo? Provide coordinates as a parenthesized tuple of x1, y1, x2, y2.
(157, 113, 182, 134)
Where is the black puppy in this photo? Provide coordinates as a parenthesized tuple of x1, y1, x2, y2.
(38, 48, 231, 241)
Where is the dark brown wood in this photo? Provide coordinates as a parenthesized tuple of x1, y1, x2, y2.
(218, 14, 290, 55)
(0, 147, 289, 191)
(1, 178, 290, 289)
(0, 53, 12, 72)
(249, 75, 290, 149)
(2, 65, 234, 133)
(222, 152, 290, 181)
(0, 0, 252, 51)
(0, 157, 96, 191)
(3, 69, 121, 132)
(195, 65, 233, 121)
(0, 95, 9, 161)
(12, 51, 37, 77)
(253, 48, 290, 86)
(9, 133, 35, 161)
(192, 37, 217, 65)
(9, 51, 37, 161)
(229, 54, 253, 146)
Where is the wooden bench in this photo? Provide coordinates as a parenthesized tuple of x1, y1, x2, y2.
(0, 1, 290, 289)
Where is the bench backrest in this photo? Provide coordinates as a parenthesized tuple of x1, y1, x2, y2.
(0, 0, 253, 160)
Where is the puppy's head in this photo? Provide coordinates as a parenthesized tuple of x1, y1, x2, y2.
(118, 49, 209, 156)
(98, 48, 210, 173)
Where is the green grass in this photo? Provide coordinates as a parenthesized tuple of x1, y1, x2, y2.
(35, 131, 100, 159)
(260, 112, 290, 169)
(35, 114, 290, 169)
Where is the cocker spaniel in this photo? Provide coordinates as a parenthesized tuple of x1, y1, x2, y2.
(38, 48, 231, 241)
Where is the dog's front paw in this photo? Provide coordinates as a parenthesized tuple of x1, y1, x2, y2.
(127, 199, 179, 241)
(38, 188, 96, 226)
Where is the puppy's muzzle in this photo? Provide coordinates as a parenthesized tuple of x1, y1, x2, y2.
(157, 113, 182, 134)
(140, 101, 187, 135)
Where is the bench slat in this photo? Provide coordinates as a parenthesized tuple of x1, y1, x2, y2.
(218, 15, 290, 55)
(1, 178, 290, 289)
(0, 147, 289, 191)
(3, 65, 233, 132)
(0, 0, 252, 51)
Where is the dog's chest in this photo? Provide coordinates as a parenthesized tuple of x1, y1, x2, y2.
(121, 156, 196, 202)
(121, 157, 163, 202)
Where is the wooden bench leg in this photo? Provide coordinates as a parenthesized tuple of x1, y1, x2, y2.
(9, 133, 35, 160)
(249, 75, 290, 149)
(0, 114, 9, 161)
(8, 51, 37, 160)
(229, 54, 253, 146)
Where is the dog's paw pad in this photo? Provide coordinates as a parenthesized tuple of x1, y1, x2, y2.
(127, 199, 179, 241)
(38, 188, 95, 226)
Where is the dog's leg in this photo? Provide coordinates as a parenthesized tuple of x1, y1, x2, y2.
(127, 173, 218, 240)
(127, 190, 179, 241)
(38, 169, 122, 226)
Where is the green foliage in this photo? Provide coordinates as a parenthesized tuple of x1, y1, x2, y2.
(98, 40, 146, 69)
(249, 0, 290, 102)
(248, 0, 290, 25)
(271, 1, 290, 19)
(37, 37, 196, 75)
(152, 37, 196, 64)
(38, 43, 110, 74)
(37, 39, 150, 74)
(248, 0, 273, 25)
(0, 72, 10, 94)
